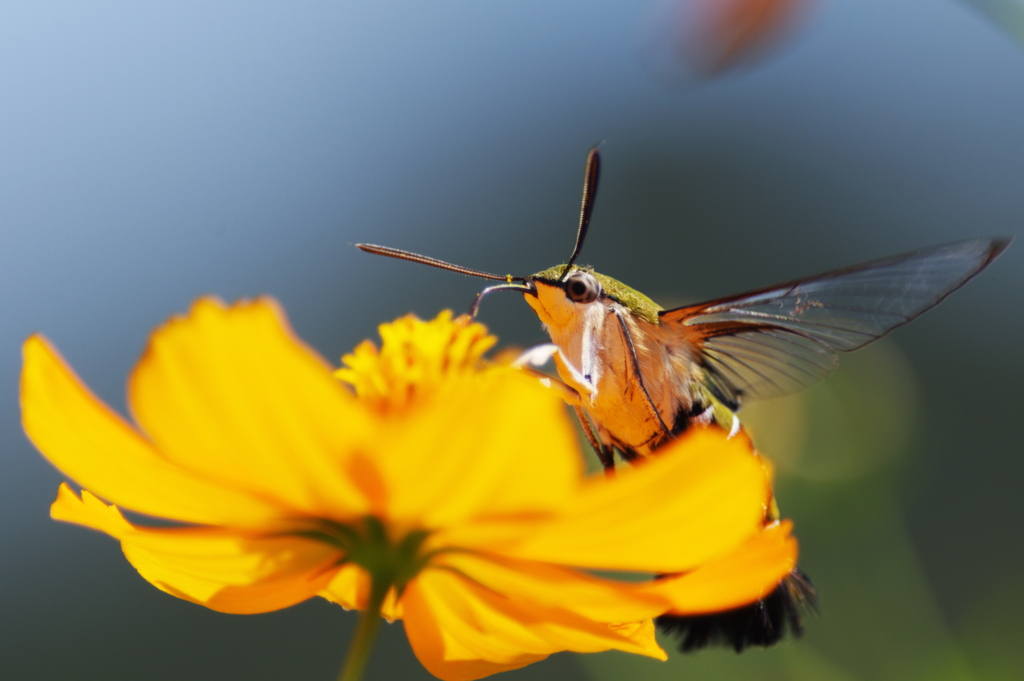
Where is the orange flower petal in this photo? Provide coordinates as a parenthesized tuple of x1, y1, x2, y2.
(699, 0, 810, 72)
(127, 298, 373, 519)
(402, 568, 665, 681)
(52, 484, 340, 614)
(320, 563, 367, 611)
(503, 429, 768, 572)
(607, 618, 663, 659)
(320, 564, 405, 621)
(436, 552, 667, 623)
(643, 520, 798, 613)
(376, 370, 582, 529)
(21, 336, 281, 526)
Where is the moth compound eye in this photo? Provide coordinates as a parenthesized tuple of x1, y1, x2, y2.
(565, 271, 601, 304)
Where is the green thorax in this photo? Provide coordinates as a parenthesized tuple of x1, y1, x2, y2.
(531, 264, 663, 324)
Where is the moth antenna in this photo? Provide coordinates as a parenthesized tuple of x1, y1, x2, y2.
(562, 145, 601, 279)
(356, 244, 524, 282)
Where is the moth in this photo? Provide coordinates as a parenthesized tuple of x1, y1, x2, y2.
(357, 147, 1010, 651)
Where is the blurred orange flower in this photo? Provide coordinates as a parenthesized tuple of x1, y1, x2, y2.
(645, 0, 814, 79)
(21, 301, 796, 680)
(696, 0, 811, 72)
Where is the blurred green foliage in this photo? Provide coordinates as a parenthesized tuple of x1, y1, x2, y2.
(961, 0, 1024, 46)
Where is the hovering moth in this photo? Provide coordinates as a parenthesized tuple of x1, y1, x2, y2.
(357, 148, 1010, 652)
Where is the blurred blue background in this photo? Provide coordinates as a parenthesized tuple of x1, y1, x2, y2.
(2, 1, 1022, 679)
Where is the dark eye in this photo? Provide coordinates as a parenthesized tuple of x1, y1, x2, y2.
(565, 272, 600, 304)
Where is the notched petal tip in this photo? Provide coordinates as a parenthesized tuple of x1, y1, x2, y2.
(608, 619, 668, 661)
(50, 483, 133, 538)
(21, 329, 286, 526)
(126, 294, 372, 519)
(146, 295, 332, 373)
(145, 296, 329, 368)
(54, 482, 343, 615)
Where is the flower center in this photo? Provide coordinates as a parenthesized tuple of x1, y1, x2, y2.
(302, 516, 432, 597)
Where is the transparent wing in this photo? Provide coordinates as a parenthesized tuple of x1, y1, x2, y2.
(660, 238, 1009, 410)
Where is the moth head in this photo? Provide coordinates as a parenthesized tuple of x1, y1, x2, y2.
(523, 265, 606, 327)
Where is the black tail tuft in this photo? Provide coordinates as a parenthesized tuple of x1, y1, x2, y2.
(656, 569, 817, 653)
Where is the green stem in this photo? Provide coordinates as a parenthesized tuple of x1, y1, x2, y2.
(337, 578, 389, 681)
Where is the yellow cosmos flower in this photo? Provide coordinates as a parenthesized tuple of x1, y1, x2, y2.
(21, 300, 796, 681)
(335, 310, 497, 414)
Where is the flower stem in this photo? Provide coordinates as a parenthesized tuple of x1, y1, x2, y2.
(337, 579, 388, 681)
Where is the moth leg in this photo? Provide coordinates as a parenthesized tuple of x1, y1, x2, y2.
(573, 404, 615, 472)
(513, 343, 560, 368)
(613, 309, 672, 438)
(552, 345, 598, 401)
(617, 445, 641, 463)
(515, 367, 583, 407)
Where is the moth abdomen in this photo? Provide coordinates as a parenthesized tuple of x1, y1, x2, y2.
(655, 569, 817, 653)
